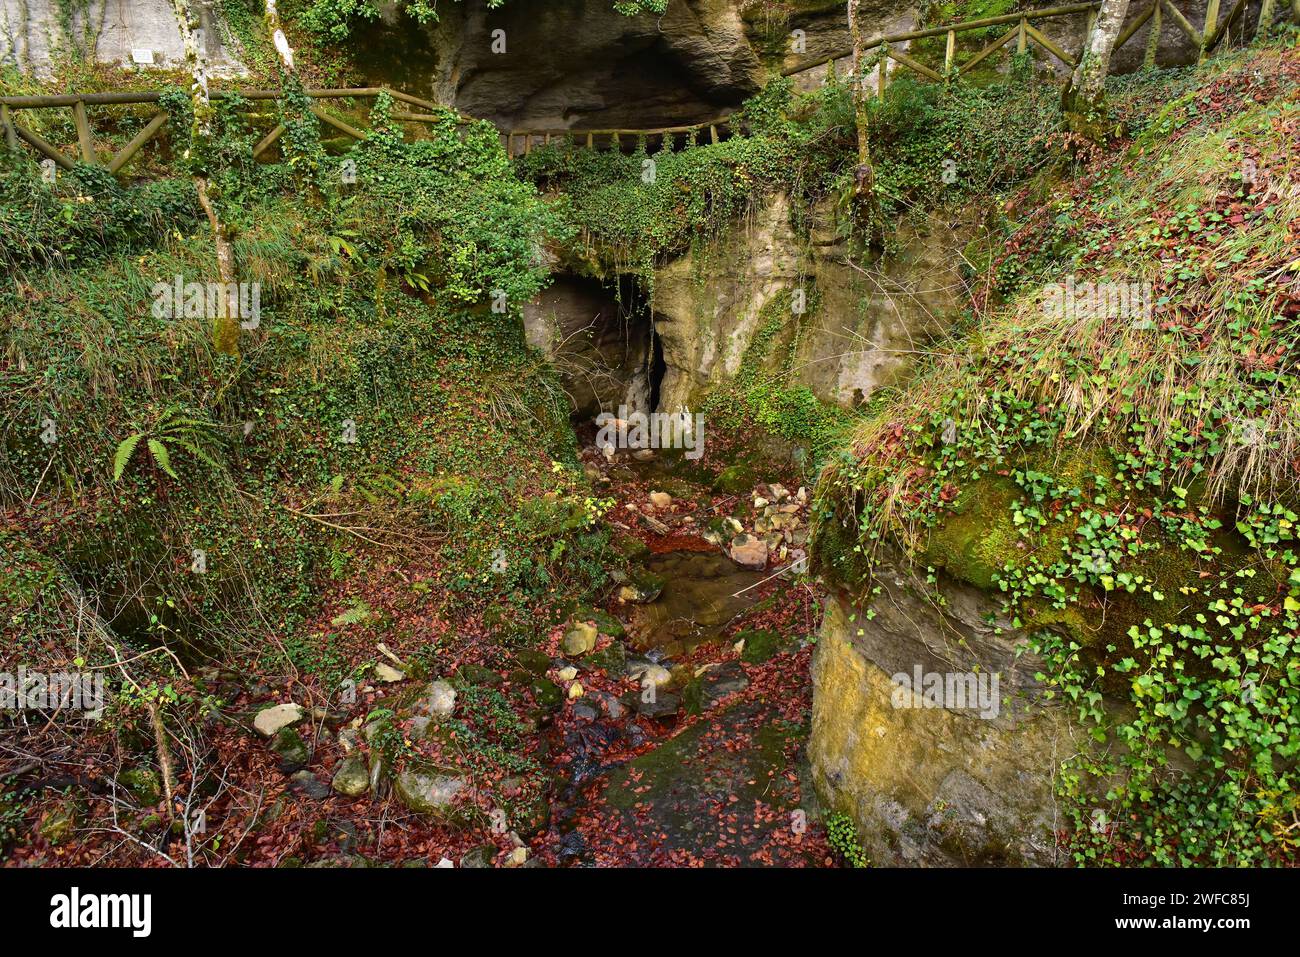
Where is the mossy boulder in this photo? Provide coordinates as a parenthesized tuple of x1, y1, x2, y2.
(331, 752, 370, 798)
(118, 768, 162, 806)
(530, 678, 564, 712)
(585, 640, 627, 675)
(515, 649, 552, 676)
(393, 767, 467, 818)
(737, 628, 785, 664)
(456, 664, 503, 687)
(712, 462, 759, 495)
(270, 727, 311, 773)
(574, 606, 626, 638)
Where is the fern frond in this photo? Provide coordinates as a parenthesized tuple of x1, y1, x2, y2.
(147, 438, 178, 479)
(169, 438, 223, 474)
(112, 433, 145, 482)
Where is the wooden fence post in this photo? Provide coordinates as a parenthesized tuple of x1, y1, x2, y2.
(72, 99, 95, 164)
(0, 104, 16, 151)
(945, 29, 956, 76)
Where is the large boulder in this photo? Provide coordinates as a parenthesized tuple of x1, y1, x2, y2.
(808, 559, 1103, 866)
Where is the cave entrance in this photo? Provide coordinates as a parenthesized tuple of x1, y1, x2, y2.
(648, 320, 667, 413)
(529, 273, 666, 420)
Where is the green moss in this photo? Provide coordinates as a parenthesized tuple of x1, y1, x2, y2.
(737, 628, 786, 664)
(922, 477, 1021, 590)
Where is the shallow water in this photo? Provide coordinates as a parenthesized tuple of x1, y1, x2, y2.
(628, 550, 766, 653)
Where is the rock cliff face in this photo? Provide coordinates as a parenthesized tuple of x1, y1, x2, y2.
(3, 0, 1220, 122)
(808, 562, 1087, 866)
(0, 0, 245, 77)
(525, 193, 978, 421)
(360, 0, 831, 129)
(523, 276, 655, 418)
(652, 193, 978, 413)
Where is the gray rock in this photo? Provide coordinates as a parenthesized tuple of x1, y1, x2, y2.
(289, 770, 331, 800)
(253, 702, 305, 738)
(331, 752, 369, 798)
(410, 680, 456, 718)
(634, 690, 680, 719)
(0, 0, 246, 79)
(393, 768, 466, 816)
(460, 845, 497, 868)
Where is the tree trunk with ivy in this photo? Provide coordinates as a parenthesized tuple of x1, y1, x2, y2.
(1066, 0, 1130, 115)
(848, 0, 875, 222)
(170, 0, 240, 355)
(264, 0, 298, 73)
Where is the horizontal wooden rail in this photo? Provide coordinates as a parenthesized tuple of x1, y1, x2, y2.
(0, 1, 1262, 170)
(0, 85, 474, 173)
(780, 2, 1100, 76)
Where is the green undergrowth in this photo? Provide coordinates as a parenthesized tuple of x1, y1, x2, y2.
(811, 43, 1300, 865)
(1, 91, 606, 685)
(518, 69, 1063, 280)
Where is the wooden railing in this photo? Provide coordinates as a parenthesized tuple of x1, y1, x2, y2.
(0, 86, 466, 173)
(508, 0, 1276, 152)
(783, 0, 1262, 84)
(0, 0, 1282, 171)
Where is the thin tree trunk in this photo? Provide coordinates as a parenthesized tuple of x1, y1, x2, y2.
(1069, 0, 1131, 111)
(264, 0, 298, 72)
(848, 0, 874, 205)
(170, 0, 240, 355)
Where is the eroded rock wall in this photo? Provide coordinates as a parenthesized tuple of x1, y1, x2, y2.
(652, 192, 977, 413)
(0, 0, 245, 76)
(808, 563, 1083, 866)
(523, 275, 655, 418)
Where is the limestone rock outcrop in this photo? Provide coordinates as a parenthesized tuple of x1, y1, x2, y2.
(0, 0, 245, 77)
(807, 562, 1084, 866)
